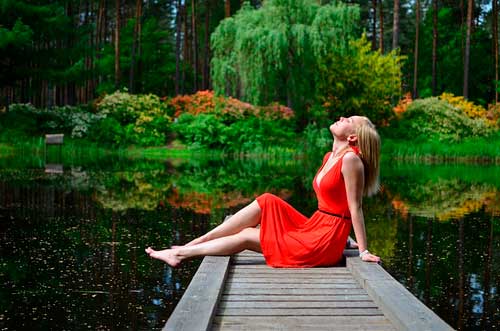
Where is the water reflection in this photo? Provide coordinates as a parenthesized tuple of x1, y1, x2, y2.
(0, 154, 498, 330)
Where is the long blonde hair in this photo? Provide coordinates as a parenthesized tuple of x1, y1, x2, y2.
(356, 117, 380, 197)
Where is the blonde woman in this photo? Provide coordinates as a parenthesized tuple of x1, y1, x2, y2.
(146, 116, 381, 266)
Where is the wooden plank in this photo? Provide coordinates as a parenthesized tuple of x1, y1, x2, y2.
(225, 282, 360, 289)
(212, 315, 397, 331)
(216, 307, 384, 316)
(223, 288, 368, 295)
(347, 257, 454, 331)
(44, 164, 63, 174)
(219, 300, 378, 309)
(232, 259, 267, 265)
(229, 270, 352, 277)
(232, 255, 265, 259)
(163, 256, 231, 331)
(221, 294, 373, 302)
(229, 265, 349, 272)
(226, 277, 357, 284)
(45, 133, 64, 144)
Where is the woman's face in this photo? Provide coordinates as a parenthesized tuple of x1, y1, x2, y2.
(329, 116, 365, 139)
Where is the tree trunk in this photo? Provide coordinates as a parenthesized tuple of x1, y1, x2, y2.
(432, 0, 438, 96)
(183, 3, 189, 93)
(413, 0, 420, 98)
(202, 0, 211, 89)
(96, 0, 106, 48)
(372, 0, 377, 50)
(463, 0, 473, 99)
(95, 0, 107, 92)
(175, 0, 183, 95)
(129, 0, 142, 93)
(191, 0, 199, 91)
(392, 0, 400, 49)
(493, 0, 498, 103)
(225, 0, 230, 17)
(115, 0, 121, 89)
(379, 0, 384, 52)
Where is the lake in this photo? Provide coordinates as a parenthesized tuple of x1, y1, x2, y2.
(0, 150, 498, 330)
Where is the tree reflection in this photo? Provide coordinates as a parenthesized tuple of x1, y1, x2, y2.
(0, 154, 498, 330)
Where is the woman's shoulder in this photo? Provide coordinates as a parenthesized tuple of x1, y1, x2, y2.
(342, 151, 363, 171)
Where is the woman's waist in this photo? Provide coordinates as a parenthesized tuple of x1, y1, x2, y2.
(314, 207, 351, 220)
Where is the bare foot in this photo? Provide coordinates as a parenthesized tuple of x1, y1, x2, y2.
(145, 247, 182, 267)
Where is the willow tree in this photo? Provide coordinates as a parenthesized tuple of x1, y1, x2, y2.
(211, 0, 358, 126)
(211, 0, 402, 126)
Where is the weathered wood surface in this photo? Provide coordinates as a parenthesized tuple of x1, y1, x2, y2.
(44, 163, 63, 174)
(45, 133, 64, 145)
(162, 255, 231, 331)
(211, 250, 396, 331)
(165, 249, 454, 331)
(347, 257, 454, 331)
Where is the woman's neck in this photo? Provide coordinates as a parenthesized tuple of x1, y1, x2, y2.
(331, 140, 350, 157)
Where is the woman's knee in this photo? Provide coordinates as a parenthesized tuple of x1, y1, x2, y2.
(238, 228, 260, 246)
(257, 193, 278, 202)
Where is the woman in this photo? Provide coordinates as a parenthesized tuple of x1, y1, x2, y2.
(146, 115, 381, 266)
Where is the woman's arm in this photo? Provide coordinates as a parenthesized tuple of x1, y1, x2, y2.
(342, 153, 380, 263)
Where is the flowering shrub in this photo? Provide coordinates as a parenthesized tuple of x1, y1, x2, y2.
(393, 97, 494, 141)
(170, 91, 295, 152)
(439, 93, 497, 127)
(487, 103, 500, 125)
(393, 92, 412, 117)
(94, 90, 171, 145)
(169, 90, 294, 121)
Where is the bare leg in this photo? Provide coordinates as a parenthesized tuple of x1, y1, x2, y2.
(174, 200, 262, 248)
(147, 228, 261, 267)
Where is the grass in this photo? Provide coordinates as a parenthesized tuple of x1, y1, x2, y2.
(2, 130, 500, 164)
(382, 132, 500, 163)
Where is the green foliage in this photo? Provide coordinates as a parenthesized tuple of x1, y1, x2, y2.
(172, 112, 295, 152)
(95, 16, 177, 95)
(94, 91, 172, 146)
(382, 131, 500, 161)
(0, 18, 33, 48)
(211, 0, 357, 125)
(300, 124, 331, 155)
(409, 5, 494, 103)
(1, 103, 102, 140)
(316, 35, 403, 124)
(173, 114, 226, 149)
(389, 97, 495, 142)
(211, 0, 402, 127)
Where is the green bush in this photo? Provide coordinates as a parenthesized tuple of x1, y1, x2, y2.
(89, 117, 127, 145)
(172, 113, 295, 152)
(389, 97, 494, 142)
(301, 124, 331, 154)
(173, 114, 226, 149)
(95, 90, 172, 146)
(315, 35, 403, 126)
(1, 103, 102, 140)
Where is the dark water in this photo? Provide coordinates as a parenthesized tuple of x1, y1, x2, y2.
(0, 151, 498, 330)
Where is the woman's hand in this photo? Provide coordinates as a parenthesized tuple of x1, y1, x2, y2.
(361, 252, 381, 263)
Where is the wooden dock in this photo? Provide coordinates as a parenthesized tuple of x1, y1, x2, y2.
(164, 249, 454, 331)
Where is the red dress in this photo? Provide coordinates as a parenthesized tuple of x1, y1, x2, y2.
(257, 150, 357, 267)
